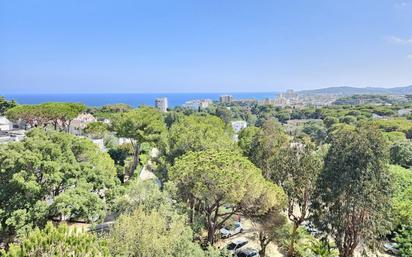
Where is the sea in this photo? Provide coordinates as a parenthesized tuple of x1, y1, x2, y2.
(3, 92, 279, 108)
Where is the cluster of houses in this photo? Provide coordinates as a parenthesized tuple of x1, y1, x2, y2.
(0, 113, 101, 145)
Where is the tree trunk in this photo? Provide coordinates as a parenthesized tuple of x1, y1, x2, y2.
(338, 246, 356, 257)
(287, 223, 299, 257)
(189, 198, 196, 224)
(207, 221, 215, 245)
(129, 144, 140, 178)
(258, 233, 268, 257)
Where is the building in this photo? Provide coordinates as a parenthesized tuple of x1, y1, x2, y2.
(0, 116, 13, 131)
(284, 89, 298, 100)
(231, 120, 247, 133)
(155, 97, 168, 112)
(183, 99, 212, 110)
(233, 98, 257, 104)
(0, 129, 26, 144)
(69, 113, 97, 135)
(273, 95, 288, 106)
(219, 95, 233, 103)
(398, 109, 412, 116)
(258, 98, 274, 105)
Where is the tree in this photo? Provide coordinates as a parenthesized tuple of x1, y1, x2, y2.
(107, 179, 220, 257)
(302, 121, 327, 144)
(106, 208, 219, 257)
(113, 106, 166, 178)
(0, 129, 118, 240)
(270, 139, 323, 256)
(311, 126, 392, 257)
(238, 126, 260, 157)
(323, 116, 339, 128)
(215, 106, 232, 125)
(1, 222, 109, 257)
(0, 96, 16, 115)
(84, 121, 109, 139)
(253, 210, 288, 257)
(390, 165, 412, 227)
(6, 102, 85, 130)
(169, 149, 286, 244)
(167, 115, 234, 163)
(242, 119, 289, 178)
(395, 226, 412, 257)
(390, 140, 412, 168)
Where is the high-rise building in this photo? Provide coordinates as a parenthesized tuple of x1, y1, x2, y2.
(155, 97, 168, 112)
(219, 95, 233, 103)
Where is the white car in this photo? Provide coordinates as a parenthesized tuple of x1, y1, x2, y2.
(226, 239, 248, 255)
(220, 222, 244, 238)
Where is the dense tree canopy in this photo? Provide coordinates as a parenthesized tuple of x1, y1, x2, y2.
(113, 106, 166, 177)
(239, 119, 289, 177)
(167, 115, 234, 163)
(390, 140, 412, 168)
(0, 129, 118, 239)
(107, 179, 220, 257)
(169, 149, 286, 244)
(2, 222, 109, 257)
(6, 102, 86, 130)
(390, 165, 412, 228)
(270, 139, 323, 256)
(311, 126, 392, 257)
(0, 96, 16, 115)
(84, 121, 109, 139)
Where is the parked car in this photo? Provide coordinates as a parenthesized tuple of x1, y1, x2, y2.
(302, 221, 321, 236)
(220, 222, 244, 238)
(226, 238, 248, 255)
(234, 247, 258, 257)
(384, 242, 400, 255)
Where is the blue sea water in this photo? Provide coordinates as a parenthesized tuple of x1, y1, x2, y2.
(3, 92, 278, 108)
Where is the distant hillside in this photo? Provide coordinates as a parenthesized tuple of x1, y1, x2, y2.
(298, 85, 412, 96)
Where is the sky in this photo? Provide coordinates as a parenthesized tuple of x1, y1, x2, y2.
(1, 0, 412, 94)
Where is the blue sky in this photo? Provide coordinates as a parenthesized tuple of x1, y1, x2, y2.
(1, 0, 412, 93)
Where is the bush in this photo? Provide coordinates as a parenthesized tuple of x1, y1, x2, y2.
(390, 140, 412, 168)
(1, 222, 109, 257)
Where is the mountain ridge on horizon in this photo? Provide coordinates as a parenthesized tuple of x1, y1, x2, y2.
(297, 84, 412, 96)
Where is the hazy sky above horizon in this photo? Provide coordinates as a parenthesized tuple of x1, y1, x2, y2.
(1, 0, 412, 93)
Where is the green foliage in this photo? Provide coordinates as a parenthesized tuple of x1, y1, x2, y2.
(93, 103, 133, 119)
(311, 126, 392, 257)
(106, 179, 221, 257)
(395, 226, 412, 257)
(169, 149, 286, 244)
(107, 208, 216, 257)
(302, 121, 327, 144)
(270, 138, 323, 256)
(373, 118, 412, 136)
(113, 106, 166, 145)
(113, 106, 166, 177)
(84, 121, 109, 138)
(2, 222, 109, 257)
(390, 140, 412, 168)
(113, 179, 171, 214)
(0, 96, 16, 115)
(323, 116, 339, 128)
(384, 131, 406, 142)
(241, 119, 289, 177)
(215, 106, 232, 125)
(6, 102, 86, 130)
(238, 126, 260, 157)
(0, 129, 118, 238)
(167, 115, 234, 162)
(389, 165, 412, 227)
